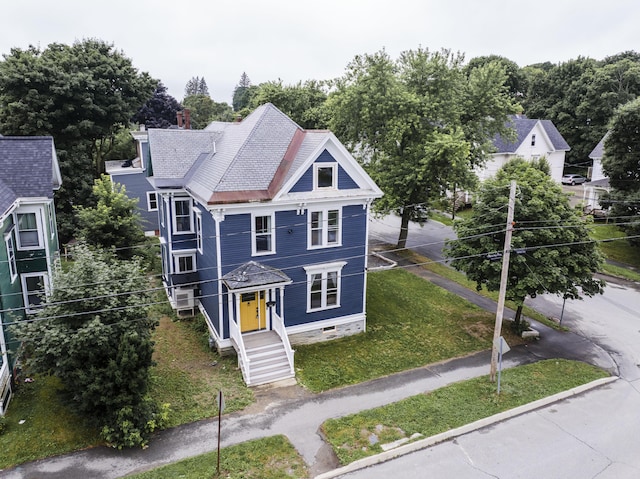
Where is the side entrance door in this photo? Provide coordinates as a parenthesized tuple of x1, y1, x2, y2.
(239, 291, 267, 333)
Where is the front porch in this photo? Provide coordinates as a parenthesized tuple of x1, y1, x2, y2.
(223, 261, 295, 386)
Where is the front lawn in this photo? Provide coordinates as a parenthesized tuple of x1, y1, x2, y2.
(322, 359, 608, 465)
(127, 435, 308, 479)
(294, 269, 522, 392)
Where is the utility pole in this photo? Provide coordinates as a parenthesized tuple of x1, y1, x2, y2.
(490, 180, 517, 382)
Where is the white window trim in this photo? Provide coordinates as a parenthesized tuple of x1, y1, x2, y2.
(160, 196, 167, 228)
(195, 208, 203, 254)
(20, 272, 49, 314)
(303, 261, 346, 312)
(48, 202, 56, 240)
(313, 163, 337, 190)
(15, 207, 44, 250)
(147, 191, 158, 212)
(307, 207, 342, 249)
(173, 250, 197, 273)
(172, 197, 194, 234)
(4, 231, 17, 283)
(251, 212, 276, 256)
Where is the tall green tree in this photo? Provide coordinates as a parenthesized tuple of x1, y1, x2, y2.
(444, 159, 604, 329)
(182, 94, 233, 128)
(466, 54, 526, 99)
(328, 48, 517, 248)
(248, 79, 329, 128)
(232, 72, 257, 111)
(75, 175, 145, 259)
(0, 39, 156, 241)
(184, 76, 209, 96)
(14, 245, 163, 448)
(600, 98, 640, 246)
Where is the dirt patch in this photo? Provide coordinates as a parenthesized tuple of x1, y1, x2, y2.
(464, 321, 492, 339)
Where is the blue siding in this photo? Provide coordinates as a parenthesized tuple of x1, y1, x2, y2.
(290, 150, 359, 192)
(216, 204, 367, 330)
(196, 210, 221, 337)
(111, 172, 158, 232)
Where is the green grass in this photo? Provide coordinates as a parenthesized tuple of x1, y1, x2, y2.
(399, 249, 561, 329)
(0, 375, 101, 469)
(590, 223, 640, 269)
(295, 269, 521, 392)
(322, 359, 608, 465)
(126, 435, 309, 479)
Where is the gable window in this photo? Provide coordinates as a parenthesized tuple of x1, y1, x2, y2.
(147, 191, 158, 211)
(304, 261, 346, 312)
(314, 163, 337, 190)
(4, 231, 17, 282)
(195, 209, 203, 254)
(173, 250, 196, 273)
(531, 134, 536, 146)
(173, 198, 193, 234)
(252, 213, 275, 255)
(309, 208, 341, 248)
(16, 212, 41, 249)
(21, 273, 48, 313)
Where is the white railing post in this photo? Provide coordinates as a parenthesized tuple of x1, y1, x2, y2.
(272, 312, 295, 374)
(229, 318, 251, 384)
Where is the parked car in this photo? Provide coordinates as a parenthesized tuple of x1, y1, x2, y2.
(561, 174, 587, 185)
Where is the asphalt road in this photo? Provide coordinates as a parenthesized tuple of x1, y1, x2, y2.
(351, 214, 640, 479)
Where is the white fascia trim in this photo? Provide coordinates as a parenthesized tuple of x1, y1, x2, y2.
(303, 260, 347, 274)
(285, 312, 365, 335)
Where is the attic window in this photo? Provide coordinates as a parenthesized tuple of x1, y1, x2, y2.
(531, 134, 536, 146)
(314, 163, 336, 190)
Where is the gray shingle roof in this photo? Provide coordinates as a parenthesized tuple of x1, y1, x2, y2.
(589, 133, 609, 159)
(149, 104, 304, 202)
(493, 115, 570, 153)
(0, 136, 60, 216)
(222, 261, 292, 290)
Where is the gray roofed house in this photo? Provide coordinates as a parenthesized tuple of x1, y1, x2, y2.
(139, 103, 383, 387)
(0, 136, 63, 416)
(478, 115, 570, 184)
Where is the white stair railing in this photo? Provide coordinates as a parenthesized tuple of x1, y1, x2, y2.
(229, 318, 251, 384)
(271, 312, 295, 375)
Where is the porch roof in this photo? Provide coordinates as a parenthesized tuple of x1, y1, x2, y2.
(222, 261, 292, 290)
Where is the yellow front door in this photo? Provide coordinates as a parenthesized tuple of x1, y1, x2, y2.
(240, 291, 267, 333)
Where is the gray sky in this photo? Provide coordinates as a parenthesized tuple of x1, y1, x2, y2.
(1, 0, 638, 104)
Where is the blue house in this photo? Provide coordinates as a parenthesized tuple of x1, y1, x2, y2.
(106, 127, 158, 235)
(141, 104, 382, 385)
(0, 136, 62, 414)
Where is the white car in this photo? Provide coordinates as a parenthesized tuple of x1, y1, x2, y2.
(561, 174, 587, 185)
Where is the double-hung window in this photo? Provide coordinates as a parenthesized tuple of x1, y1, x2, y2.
(16, 211, 41, 248)
(252, 213, 275, 255)
(309, 208, 341, 248)
(4, 231, 17, 282)
(21, 273, 48, 313)
(173, 250, 196, 273)
(173, 198, 193, 233)
(304, 262, 346, 312)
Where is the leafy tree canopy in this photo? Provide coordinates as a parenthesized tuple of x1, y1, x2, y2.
(132, 82, 182, 128)
(444, 158, 604, 327)
(465, 54, 526, 99)
(247, 79, 329, 129)
(75, 175, 145, 259)
(232, 72, 257, 111)
(182, 94, 234, 129)
(328, 48, 518, 247)
(600, 97, 640, 245)
(13, 245, 162, 448)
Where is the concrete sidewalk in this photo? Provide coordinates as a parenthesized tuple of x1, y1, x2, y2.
(0, 255, 618, 479)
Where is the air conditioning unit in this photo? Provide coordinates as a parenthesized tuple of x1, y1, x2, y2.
(174, 287, 195, 316)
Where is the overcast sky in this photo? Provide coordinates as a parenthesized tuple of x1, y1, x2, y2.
(1, 0, 638, 104)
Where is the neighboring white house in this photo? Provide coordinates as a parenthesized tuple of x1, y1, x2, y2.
(478, 115, 570, 184)
(583, 133, 610, 212)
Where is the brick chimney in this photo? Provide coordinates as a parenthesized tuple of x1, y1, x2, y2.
(176, 110, 192, 129)
(176, 111, 183, 128)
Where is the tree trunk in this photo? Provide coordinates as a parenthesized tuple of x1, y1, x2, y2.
(514, 304, 524, 329)
(396, 208, 411, 249)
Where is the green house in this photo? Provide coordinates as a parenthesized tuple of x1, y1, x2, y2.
(0, 136, 62, 415)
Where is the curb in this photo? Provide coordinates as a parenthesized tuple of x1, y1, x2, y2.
(314, 376, 618, 479)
